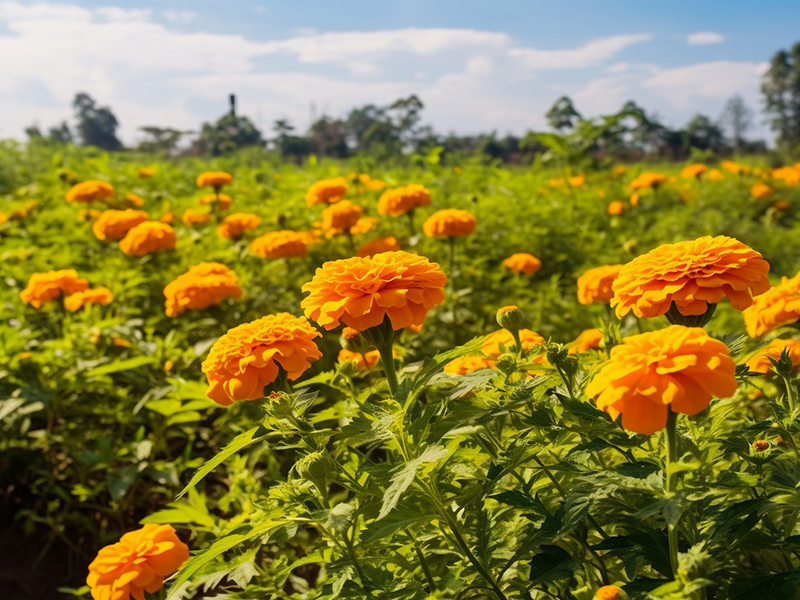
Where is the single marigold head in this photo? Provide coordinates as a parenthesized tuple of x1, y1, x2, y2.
(92, 209, 149, 241)
(707, 168, 724, 181)
(503, 253, 541, 276)
(87, 524, 189, 600)
(377, 184, 432, 217)
(119, 222, 176, 257)
(482, 329, 544, 359)
(743, 273, 800, 337)
(250, 230, 310, 258)
(422, 209, 477, 238)
(594, 585, 628, 600)
(196, 171, 233, 189)
(20, 269, 89, 308)
(568, 175, 586, 187)
(586, 325, 738, 434)
(163, 262, 242, 317)
(181, 208, 210, 227)
(301, 250, 447, 331)
(681, 164, 707, 179)
(338, 348, 381, 370)
(199, 193, 233, 210)
(569, 328, 604, 354)
(752, 439, 770, 452)
(201, 313, 322, 405)
(611, 235, 770, 321)
(321, 200, 363, 234)
(577, 264, 623, 305)
(138, 167, 155, 178)
(629, 172, 666, 190)
(607, 201, 624, 216)
(349, 216, 379, 235)
(444, 354, 495, 375)
(306, 177, 348, 206)
(66, 180, 115, 204)
(217, 212, 261, 239)
(357, 236, 401, 257)
(751, 183, 773, 199)
(745, 338, 800, 374)
(64, 287, 113, 312)
(721, 160, 743, 175)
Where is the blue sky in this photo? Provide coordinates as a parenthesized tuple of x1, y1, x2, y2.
(2, 0, 798, 143)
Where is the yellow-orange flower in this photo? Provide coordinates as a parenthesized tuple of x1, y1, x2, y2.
(338, 348, 381, 369)
(577, 264, 623, 305)
(771, 166, 800, 186)
(201, 313, 322, 405)
(503, 253, 541, 275)
(199, 193, 232, 211)
(681, 164, 707, 179)
(721, 160, 743, 175)
(629, 192, 640, 207)
(349, 216, 379, 235)
(594, 585, 627, 600)
(742, 273, 800, 337)
(138, 167, 155, 178)
(481, 329, 545, 359)
(20, 269, 89, 308)
(746, 338, 800, 374)
(611, 236, 770, 319)
(159, 212, 175, 224)
(217, 212, 261, 239)
(377, 184, 432, 217)
(357, 236, 401, 257)
(586, 325, 738, 434)
(444, 355, 495, 375)
(321, 200, 363, 234)
(306, 177, 348, 206)
(569, 328, 604, 354)
(250, 230, 310, 258)
(775, 200, 791, 211)
(422, 209, 477, 237)
(301, 251, 447, 331)
(92, 209, 149, 241)
(568, 175, 586, 187)
(751, 183, 773, 199)
(64, 287, 114, 312)
(629, 172, 666, 190)
(196, 171, 233, 189)
(125, 193, 145, 207)
(707, 168, 724, 181)
(163, 262, 242, 317)
(66, 180, 115, 204)
(119, 222, 176, 257)
(607, 201, 624, 216)
(86, 523, 189, 600)
(181, 208, 210, 227)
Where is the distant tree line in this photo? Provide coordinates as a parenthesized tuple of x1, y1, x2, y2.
(25, 41, 800, 163)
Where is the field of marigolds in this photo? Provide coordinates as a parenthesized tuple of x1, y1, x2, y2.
(4, 142, 800, 600)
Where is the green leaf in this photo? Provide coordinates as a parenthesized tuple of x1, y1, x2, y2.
(86, 356, 156, 377)
(377, 445, 449, 520)
(108, 465, 137, 502)
(528, 544, 574, 585)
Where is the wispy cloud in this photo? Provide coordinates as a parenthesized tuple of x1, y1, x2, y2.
(687, 31, 725, 45)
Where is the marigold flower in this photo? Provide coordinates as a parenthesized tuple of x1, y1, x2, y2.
(86, 523, 189, 600)
(752, 439, 770, 452)
(202, 313, 322, 405)
(357, 236, 401, 257)
(745, 338, 800, 374)
(721, 161, 743, 175)
(594, 585, 628, 600)
(125, 193, 145, 207)
(707, 168, 724, 181)
(681, 164, 707, 179)
(217, 212, 261, 239)
(377, 184, 432, 217)
(586, 325, 737, 434)
(64, 287, 113, 312)
(751, 183, 773, 199)
(771, 166, 800, 186)
(196, 171, 233, 189)
(66, 180, 115, 204)
(613, 165, 626, 176)
(181, 208, 210, 227)
(119, 222, 176, 257)
(577, 264, 623, 305)
(199, 193, 232, 211)
(611, 235, 770, 320)
(306, 177, 348, 206)
(774, 200, 790, 211)
(444, 355, 495, 375)
(569, 328, 604, 354)
(92, 209, 149, 241)
(568, 175, 585, 187)
(629, 172, 666, 190)
(20, 269, 89, 308)
(607, 201, 624, 216)
(250, 230, 310, 258)
(422, 209, 477, 238)
(159, 212, 175, 224)
(503, 253, 541, 276)
(321, 200, 363, 234)
(301, 251, 447, 331)
(744, 274, 800, 335)
(349, 216, 380, 235)
(482, 329, 544, 359)
(338, 348, 381, 369)
(138, 167, 155, 178)
(163, 262, 242, 317)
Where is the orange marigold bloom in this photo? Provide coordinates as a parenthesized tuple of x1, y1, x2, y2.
(503, 252, 541, 275)
(422, 209, 477, 237)
(159, 212, 175, 224)
(66, 180, 115, 204)
(607, 201, 624, 216)
(301, 251, 447, 331)
(771, 166, 800, 186)
(482, 329, 545, 359)
(338, 348, 381, 369)
(92, 209, 149, 241)
(250, 230, 310, 258)
(306, 177, 348, 206)
(586, 325, 737, 434)
(349, 216, 380, 235)
(20, 269, 89, 308)
(126, 193, 145, 207)
(86, 523, 189, 600)
(377, 184, 432, 217)
(199, 193, 232, 211)
(629, 192, 640, 207)
(681, 164, 707, 179)
(181, 208, 210, 227)
(138, 167, 155, 178)
(201, 314, 322, 405)
(774, 200, 791, 211)
(119, 222, 176, 257)
(357, 236, 401, 257)
(752, 439, 770, 452)
(568, 175, 586, 187)
(569, 328, 604, 354)
(217, 212, 261, 239)
(196, 171, 233, 189)
(751, 183, 773, 199)
(577, 264, 623, 305)
(629, 172, 666, 190)
(611, 235, 770, 319)
(721, 160, 743, 175)
(163, 262, 242, 317)
(707, 168, 724, 181)
(321, 200, 363, 234)
(64, 287, 113, 312)
(444, 354, 495, 375)
(594, 585, 628, 600)
(745, 338, 800, 374)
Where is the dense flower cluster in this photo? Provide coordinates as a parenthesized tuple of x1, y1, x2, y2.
(163, 262, 242, 317)
(444, 354, 495, 375)
(66, 180, 115, 204)
(338, 348, 381, 369)
(92, 209, 149, 241)
(503, 253, 541, 275)
(181, 208, 210, 227)
(577, 264, 623, 305)
(250, 230, 310, 258)
(349, 216, 379, 235)
(200, 193, 233, 210)
(64, 287, 114, 312)
(681, 164, 707, 179)
(377, 184, 432, 217)
(742, 273, 800, 337)
(306, 177, 348, 206)
(196, 171, 233, 189)
(422, 209, 477, 237)
(629, 172, 666, 190)
(217, 212, 261, 239)
(119, 222, 177, 257)
(20, 269, 89, 308)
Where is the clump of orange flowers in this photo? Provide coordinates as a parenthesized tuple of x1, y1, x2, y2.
(301, 250, 447, 331)
(181, 208, 210, 227)
(377, 184, 431, 217)
(742, 273, 800, 337)
(86, 523, 189, 600)
(138, 167, 155, 178)
(306, 177, 348, 206)
(201, 313, 322, 405)
(481, 328, 545, 359)
(751, 183, 773, 199)
(629, 172, 666, 190)
(200, 193, 232, 211)
(349, 216, 379, 236)
(503, 253, 541, 276)
(250, 230, 310, 258)
(20, 269, 89, 308)
(607, 201, 624, 216)
(422, 209, 477, 238)
(92, 209, 149, 241)
(338, 348, 381, 370)
(444, 354, 495, 375)
(577, 264, 623, 305)
(586, 325, 738, 434)
(569, 328, 604, 354)
(321, 200, 364, 235)
(163, 262, 242, 317)
(64, 287, 114, 312)
(611, 235, 770, 322)
(196, 171, 233, 191)
(66, 180, 115, 204)
(119, 222, 176, 257)
(746, 338, 800, 374)
(357, 236, 401, 257)
(217, 212, 261, 239)
(681, 164, 707, 179)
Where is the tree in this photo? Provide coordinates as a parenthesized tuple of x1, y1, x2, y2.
(137, 126, 192, 155)
(761, 43, 800, 149)
(197, 95, 264, 156)
(683, 114, 727, 153)
(308, 116, 348, 158)
(720, 95, 753, 152)
(73, 92, 123, 150)
(546, 96, 582, 131)
(271, 119, 311, 162)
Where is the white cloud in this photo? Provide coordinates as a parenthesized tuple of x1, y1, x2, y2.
(509, 33, 653, 70)
(687, 31, 725, 45)
(642, 60, 767, 107)
(161, 10, 198, 24)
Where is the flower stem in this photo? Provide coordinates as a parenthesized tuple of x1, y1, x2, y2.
(407, 529, 436, 592)
(664, 409, 679, 579)
(782, 374, 797, 414)
(377, 341, 398, 397)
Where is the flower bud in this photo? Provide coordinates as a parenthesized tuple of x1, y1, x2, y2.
(496, 305, 526, 333)
(594, 585, 628, 600)
(752, 439, 770, 452)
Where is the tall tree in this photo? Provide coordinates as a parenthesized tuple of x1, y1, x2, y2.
(720, 95, 753, 152)
(761, 43, 800, 149)
(73, 92, 123, 150)
(683, 114, 727, 153)
(546, 96, 582, 131)
(197, 95, 264, 156)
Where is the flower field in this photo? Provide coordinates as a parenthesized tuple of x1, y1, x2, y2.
(4, 142, 800, 600)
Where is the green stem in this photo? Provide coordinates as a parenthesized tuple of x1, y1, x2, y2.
(665, 409, 679, 579)
(782, 374, 797, 414)
(407, 210, 416, 239)
(407, 529, 437, 592)
(377, 342, 398, 397)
